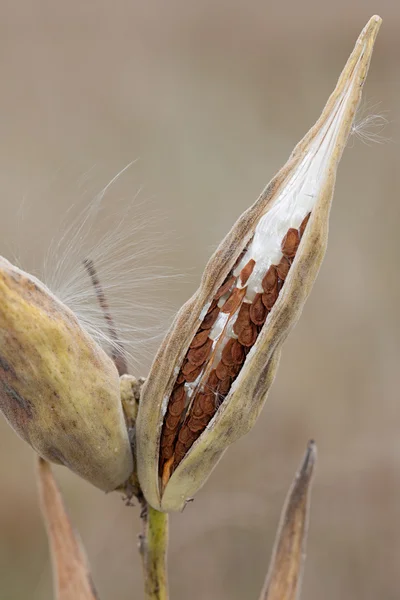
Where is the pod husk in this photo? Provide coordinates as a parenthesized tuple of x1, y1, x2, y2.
(136, 16, 381, 511)
(0, 257, 133, 491)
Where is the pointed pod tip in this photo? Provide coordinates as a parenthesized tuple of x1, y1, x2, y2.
(299, 440, 317, 481)
(361, 14, 382, 42)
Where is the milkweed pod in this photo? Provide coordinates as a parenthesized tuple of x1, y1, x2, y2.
(136, 16, 382, 512)
(0, 257, 133, 491)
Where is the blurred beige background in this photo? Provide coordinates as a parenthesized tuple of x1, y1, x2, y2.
(0, 1, 399, 599)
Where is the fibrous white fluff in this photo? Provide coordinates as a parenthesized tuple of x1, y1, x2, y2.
(13, 163, 182, 374)
(350, 100, 390, 145)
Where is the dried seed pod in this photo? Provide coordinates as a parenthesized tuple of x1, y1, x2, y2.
(135, 17, 381, 512)
(0, 257, 133, 492)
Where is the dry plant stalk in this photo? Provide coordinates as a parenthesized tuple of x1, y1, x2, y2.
(82, 258, 128, 376)
(139, 506, 169, 600)
(37, 458, 99, 600)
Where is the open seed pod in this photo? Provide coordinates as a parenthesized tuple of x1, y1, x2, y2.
(136, 16, 381, 512)
(0, 257, 133, 492)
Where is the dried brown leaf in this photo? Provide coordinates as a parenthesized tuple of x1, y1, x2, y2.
(37, 457, 99, 600)
(259, 441, 317, 600)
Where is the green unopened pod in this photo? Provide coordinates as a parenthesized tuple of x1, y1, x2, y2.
(136, 16, 381, 512)
(0, 257, 133, 492)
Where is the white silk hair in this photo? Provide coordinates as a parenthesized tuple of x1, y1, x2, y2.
(12, 163, 182, 373)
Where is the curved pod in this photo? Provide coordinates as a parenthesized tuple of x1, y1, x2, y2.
(136, 16, 381, 511)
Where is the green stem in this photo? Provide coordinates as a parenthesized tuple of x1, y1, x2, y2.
(139, 504, 169, 600)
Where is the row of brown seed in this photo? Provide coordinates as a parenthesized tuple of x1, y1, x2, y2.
(160, 212, 311, 482)
(159, 272, 238, 481)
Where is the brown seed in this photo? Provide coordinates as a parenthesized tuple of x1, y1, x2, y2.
(178, 426, 197, 445)
(281, 228, 300, 258)
(192, 401, 204, 418)
(168, 392, 186, 417)
(187, 419, 204, 434)
(206, 369, 219, 392)
(168, 399, 186, 418)
(190, 328, 211, 349)
(181, 358, 202, 382)
(262, 265, 278, 293)
(214, 275, 236, 299)
(174, 440, 196, 468)
(171, 383, 185, 402)
(249, 293, 268, 325)
(233, 302, 251, 336)
(182, 359, 199, 376)
(276, 256, 291, 280)
(160, 431, 176, 447)
(233, 248, 247, 270)
(299, 212, 311, 237)
(218, 376, 231, 396)
(202, 305, 220, 329)
(209, 297, 219, 310)
(231, 339, 245, 364)
(174, 441, 187, 462)
(240, 259, 256, 286)
(220, 287, 247, 314)
(221, 338, 236, 366)
(262, 289, 279, 310)
(166, 413, 181, 429)
(228, 362, 242, 377)
(216, 360, 230, 380)
(161, 445, 174, 460)
(187, 337, 213, 367)
(198, 393, 215, 414)
(238, 324, 258, 347)
(188, 415, 210, 432)
(174, 441, 185, 456)
(184, 365, 202, 383)
(176, 372, 185, 385)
